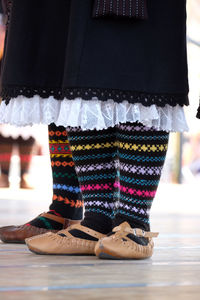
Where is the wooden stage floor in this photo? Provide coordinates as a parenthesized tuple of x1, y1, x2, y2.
(0, 186, 200, 299)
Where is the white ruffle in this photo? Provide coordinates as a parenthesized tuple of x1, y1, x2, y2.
(0, 95, 189, 132)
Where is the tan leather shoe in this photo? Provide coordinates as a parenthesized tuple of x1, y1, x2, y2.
(95, 222, 159, 260)
(0, 213, 80, 244)
(26, 224, 105, 255)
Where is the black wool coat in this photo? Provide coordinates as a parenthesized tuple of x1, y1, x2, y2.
(1, 0, 189, 108)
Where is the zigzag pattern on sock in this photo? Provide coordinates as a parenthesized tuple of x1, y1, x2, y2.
(48, 123, 83, 221)
(115, 122, 169, 230)
(67, 126, 117, 221)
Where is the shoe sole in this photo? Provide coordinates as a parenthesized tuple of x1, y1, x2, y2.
(28, 245, 95, 256)
(98, 252, 122, 260)
(96, 247, 151, 260)
(0, 239, 25, 244)
(95, 246, 123, 260)
(97, 251, 151, 260)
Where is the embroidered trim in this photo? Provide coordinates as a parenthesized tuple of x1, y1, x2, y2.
(4, 0, 12, 29)
(1, 86, 189, 107)
(92, 0, 148, 20)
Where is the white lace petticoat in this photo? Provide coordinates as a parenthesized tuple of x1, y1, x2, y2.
(0, 95, 189, 132)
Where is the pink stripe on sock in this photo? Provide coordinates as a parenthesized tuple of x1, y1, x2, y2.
(49, 210, 62, 217)
(114, 182, 156, 198)
(81, 183, 113, 191)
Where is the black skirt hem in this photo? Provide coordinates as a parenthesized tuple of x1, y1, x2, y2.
(1, 85, 189, 108)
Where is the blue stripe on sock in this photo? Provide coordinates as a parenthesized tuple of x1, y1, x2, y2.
(83, 193, 115, 199)
(79, 173, 116, 182)
(119, 194, 153, 206)
(53, 184, 80, 193)
(117, 133, 168, 141)
(117, 210, 150, 224)
(69, 133, 114, 141)
(120, 176, 159, 186)
(73, 153, 115, 161)
(119, 153, 166, 162)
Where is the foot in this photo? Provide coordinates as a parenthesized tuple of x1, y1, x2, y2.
(26, 224, 105, 255)
(20, 174, 34, 189)
(0, 173, 9, 188)
(95, 222, 159, 260)
(0, 212, 80, 244)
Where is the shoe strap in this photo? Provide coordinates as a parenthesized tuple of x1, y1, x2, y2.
(59, 224, 106, 239)
(40, 213, 69, 228)
(113, 226, 159, 238)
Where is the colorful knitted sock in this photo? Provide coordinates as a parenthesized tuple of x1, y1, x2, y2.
(48, 123, 83, 220)
(27, 210, 64, 230)
(67, 126, 117, 235)
(114, 122, 169, 231)
(28, 123, 83, 230)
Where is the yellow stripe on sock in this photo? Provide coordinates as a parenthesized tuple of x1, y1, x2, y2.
(49, 140, 70, 144)
(118, 142, 168, 152)
(50, 154, 73, 158)
(70, 141, 118, 151)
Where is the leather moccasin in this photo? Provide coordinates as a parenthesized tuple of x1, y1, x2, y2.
(26, 224, 105, 255)
(0, 212, 77, 244)
(95, 222, 159, 260)
(0, 224, 58, 244)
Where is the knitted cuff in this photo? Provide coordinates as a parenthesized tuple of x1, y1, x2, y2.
(92, 0, 148, 20)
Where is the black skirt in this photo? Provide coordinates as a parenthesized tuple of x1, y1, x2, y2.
(1, 0, 189, 108)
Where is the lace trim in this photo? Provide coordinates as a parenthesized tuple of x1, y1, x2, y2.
(1, 86, 189, 107)
(0, 95, 189, 132)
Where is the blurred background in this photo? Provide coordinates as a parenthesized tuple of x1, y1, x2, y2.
(0, 0, 200, 226)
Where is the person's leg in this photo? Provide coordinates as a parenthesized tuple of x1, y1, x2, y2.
(26, 122, 168, 257)
(0, 135, 12, 188)
(18, 136, 35, 189)
(0, 134, 13, 188)
(95, 122, 169, 259)
(26, 126, 118, 254)
(28, 123, 83, 231)
(0, 124, 83, 243)
(114, 122, 169, 230)
(48, 123, 83, 220)
(67, 127, 117, 235)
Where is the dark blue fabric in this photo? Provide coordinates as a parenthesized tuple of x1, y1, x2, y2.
(0, 1, 3, 14)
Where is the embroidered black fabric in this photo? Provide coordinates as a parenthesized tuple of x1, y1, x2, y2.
(1, 86, 189, 107)
(4, 0, 12, 28)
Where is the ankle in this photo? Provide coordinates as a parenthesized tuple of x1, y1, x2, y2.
(81, 212, 113, 234)
(69, 220, 81, 226)
(113, 215, 150, 232)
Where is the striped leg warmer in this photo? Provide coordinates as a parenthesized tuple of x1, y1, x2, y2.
(114, 122, 169, 231)
(67, 127, 118, 234)
(28, 124, 83, 230)
(48, 123, 83, 220)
